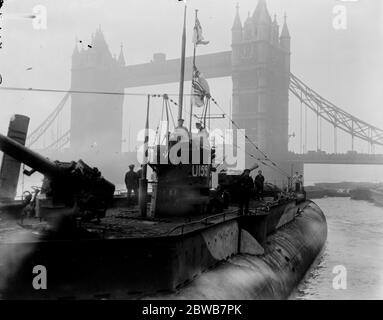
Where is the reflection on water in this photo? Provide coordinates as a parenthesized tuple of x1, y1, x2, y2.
(292, 198, 383, 300)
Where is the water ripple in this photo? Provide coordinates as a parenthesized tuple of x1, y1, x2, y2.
(292, 198, 383, 300)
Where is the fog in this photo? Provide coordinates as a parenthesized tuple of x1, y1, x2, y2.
(1, 0, 383, 183)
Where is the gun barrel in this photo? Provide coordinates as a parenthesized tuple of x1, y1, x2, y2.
(0, 133, 62, 178)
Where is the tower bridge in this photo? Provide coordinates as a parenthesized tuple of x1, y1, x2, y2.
(23, 0, 383, 185)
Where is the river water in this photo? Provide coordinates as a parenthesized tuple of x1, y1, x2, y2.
(291, 197, 383, 300)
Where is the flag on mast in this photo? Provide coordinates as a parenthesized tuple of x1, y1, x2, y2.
(191, 66, 210, 107)
(192, 16, 209, 46)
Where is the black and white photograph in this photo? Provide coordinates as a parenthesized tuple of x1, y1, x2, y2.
(1, 0, 383, 306)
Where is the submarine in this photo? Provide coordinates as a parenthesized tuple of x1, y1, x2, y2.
(0, 5, 327, 300)
(0, 112, 327, 300)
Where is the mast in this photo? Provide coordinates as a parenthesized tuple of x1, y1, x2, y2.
(139, 95, 150, 217)
(178, 4, 187, 122)
(189, 9, 198, 130)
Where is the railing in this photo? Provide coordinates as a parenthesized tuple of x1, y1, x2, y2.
(165, 198, 290, 236)
(166, 210, 238, 236)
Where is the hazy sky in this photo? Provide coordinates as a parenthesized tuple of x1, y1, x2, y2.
(1, 0, 383, 155)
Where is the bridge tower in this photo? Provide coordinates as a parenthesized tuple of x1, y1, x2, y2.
(70, 27, 125, 155)
(231, 1, 299, 185)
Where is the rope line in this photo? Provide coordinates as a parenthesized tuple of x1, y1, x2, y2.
(210, 97, 291, 178)
(0, 86, 195, 97)
(17, 88, 291, 178)
(166, 97, 290, 178)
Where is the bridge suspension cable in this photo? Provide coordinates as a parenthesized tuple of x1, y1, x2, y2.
(12, 72, 383, 156)
(290, 73, 383, 147)
(26, 92, 70, 148)
(41, 130, 70, 152)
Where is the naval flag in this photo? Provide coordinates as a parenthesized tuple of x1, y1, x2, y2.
(192, 17, 209, 46)
(191, 67, 210, 107)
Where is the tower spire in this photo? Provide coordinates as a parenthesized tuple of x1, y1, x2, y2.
(280, 12, 291, 52)
(118, 43, 126, 66)
(253, 0, 272, 24)
(271, 14, 279, 45)
(281, 12, 290, 39)
(72, 37, 79, 55)
(232, 3, 242, 30)
(232, 3, 243, 44)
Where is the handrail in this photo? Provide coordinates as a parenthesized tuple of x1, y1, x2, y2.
(166, 210, 238, 236)
(166, 196, 297, 236)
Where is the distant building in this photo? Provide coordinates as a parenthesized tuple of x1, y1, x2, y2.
(231, 1, 294, 184)
(71, 27, 126, 154)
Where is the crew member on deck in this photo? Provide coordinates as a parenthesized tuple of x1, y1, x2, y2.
(238, 169, 254, 215)
(195, 122, 210, 150)
(196, 122, 208, 136)
(136, 164, 144, 201)
(255, 170, 265, 200)
(299, 174, 304, 193)
(136, 165, 143, 181)
(125, 164, 138, 205)
(293, 172, 301, 193)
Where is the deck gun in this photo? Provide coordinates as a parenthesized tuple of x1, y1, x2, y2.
(0, 132, 115, 223)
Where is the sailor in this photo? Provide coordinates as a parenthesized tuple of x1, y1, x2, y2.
(254, 170, 265, 200)
(196, 122, 208, 134)
(238, 169, 254, 215)
(299, 174, 304, 192)
(292, 172, 301, 192)
(177, 118, 187, 130)
(136, 164, 144, 201)
(195, 122, 210, 150)
(125, 164, 138, 205)
(136, 164, 143, 181)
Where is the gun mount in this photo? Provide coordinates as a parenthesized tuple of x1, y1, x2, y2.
(0, 132, 115, 225)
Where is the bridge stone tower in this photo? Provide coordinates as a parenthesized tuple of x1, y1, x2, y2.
(71, 27, 125, 155)
(231, 1, 295, 185)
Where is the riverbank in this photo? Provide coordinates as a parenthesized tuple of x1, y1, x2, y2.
(305, 182, 383, 208)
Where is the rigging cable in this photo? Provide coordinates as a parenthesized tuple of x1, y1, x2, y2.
(0, 85, 195, 97)
(166, 96, 290, 178)
(209, 96, 291, 178)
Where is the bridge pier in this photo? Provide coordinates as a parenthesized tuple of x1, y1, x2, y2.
(231, 2, 292, 187)
(71, 27, 125, 155)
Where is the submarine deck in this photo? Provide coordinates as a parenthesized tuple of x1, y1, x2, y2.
(0, 198, 280, 243)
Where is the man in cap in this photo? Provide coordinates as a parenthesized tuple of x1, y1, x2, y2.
(238, 169, 254, 215)
(254, 170, 265, 200)
(125, 164, 138, 205)
(292, 171, 301, 193)
(136, 164, 144, 182)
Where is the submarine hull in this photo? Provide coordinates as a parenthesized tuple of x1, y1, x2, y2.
(153, 201, 327, 300)
(0, 200, 327, 300)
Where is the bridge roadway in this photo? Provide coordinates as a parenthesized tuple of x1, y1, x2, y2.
(289, 152, 383, 165)
(37, 148, 383, 167)
(30, 49, 383, 168)
(122, 51, 232, 88)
